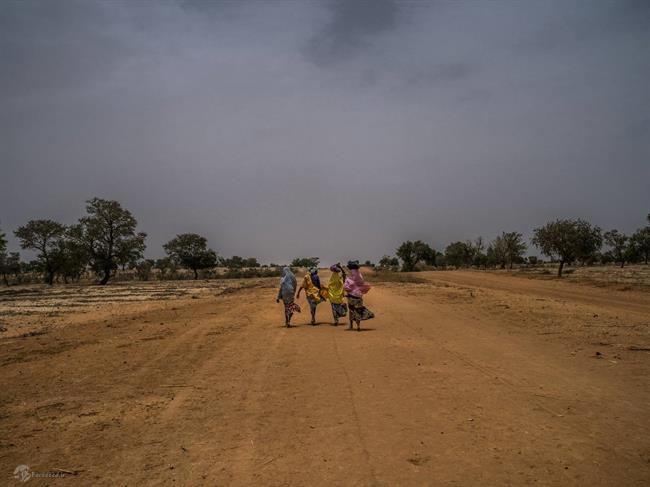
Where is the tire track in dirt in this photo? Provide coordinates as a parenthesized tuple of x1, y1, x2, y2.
(329, 328, 378, 483)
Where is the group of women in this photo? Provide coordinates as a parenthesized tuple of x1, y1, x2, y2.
(276, 261, 374, 331)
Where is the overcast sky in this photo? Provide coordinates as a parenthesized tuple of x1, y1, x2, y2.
(2, 0, 649, 264)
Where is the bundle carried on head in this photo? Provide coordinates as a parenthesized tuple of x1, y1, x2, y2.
(346, 260, 360, 270)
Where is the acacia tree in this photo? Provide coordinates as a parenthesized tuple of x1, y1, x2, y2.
(57, 233, 88, 283)
(532, 219, 602, 277)
(0, 224, 6, 258)
(501, 232, 527, 269)
(603, 230, 629, 268)
(14, 219, 67, 285)
(73, 198, 146, 285)
(444, 241, 473, 267)
(0, 224, 6, 283)
(630, 227, 650, 264)
(290, 257, 320, 268)
(163, 233, 217, 279)
(396, 240, 436, 271)
(378, 255, 399, 270)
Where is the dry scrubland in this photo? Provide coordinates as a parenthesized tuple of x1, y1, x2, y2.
(509, 263, 650, 290)
(1, 270, 649, 485)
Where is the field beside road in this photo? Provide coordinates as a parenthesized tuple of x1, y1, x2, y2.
(1, 272, 649, 485)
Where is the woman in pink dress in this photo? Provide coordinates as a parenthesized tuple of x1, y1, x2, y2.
(343, 260, 374, 331)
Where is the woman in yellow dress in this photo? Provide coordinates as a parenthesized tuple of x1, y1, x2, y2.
(327, 264, 347, 326)
(297, 267, 327, 325)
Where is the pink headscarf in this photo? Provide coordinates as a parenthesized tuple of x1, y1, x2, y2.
(344, 269, 371, 298)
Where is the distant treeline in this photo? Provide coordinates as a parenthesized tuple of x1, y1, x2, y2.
(380, 213, 650, 277)
(1, 198, 649, 285)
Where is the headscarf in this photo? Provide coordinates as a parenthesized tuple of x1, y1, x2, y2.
(309, 267, 321, 289)
(327, 266, 344, 304)
(344, 268, 371, 298)
(347, 260, 360, 270)
(279, 267, 297, 301)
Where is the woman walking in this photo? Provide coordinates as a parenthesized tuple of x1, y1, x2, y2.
(297, 267, 326, 325)
(344, 261, 374, 331)
(277, 267, 301, 327)
(327, 264, 347, 326)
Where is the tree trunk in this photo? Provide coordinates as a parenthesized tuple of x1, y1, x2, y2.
(45, 271, 54, 285)
(193, 268, 198, 280)
(557, 260, 564, 277)
(100, 267, 111, 285)
(620, 260, 625, 268)
(509, 261, 513, 270)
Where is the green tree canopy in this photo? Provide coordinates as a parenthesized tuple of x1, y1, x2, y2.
(396, 240, 436, 271)
(603, 229, 629, 268)
(630, 227, 650, 265)
(14, 219, 67, 285)
(290, 257, 320, 268)
(72, 198, 146, 285)
(444, 241, 473, 268)
(532, 219, 602, 277)
(501, 232, 527, 269)
(378, 255, 399, 270)
(163, 233, 217, 279)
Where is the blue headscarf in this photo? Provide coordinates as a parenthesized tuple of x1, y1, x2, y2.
(279, 267, 297, 300)
(309, 267, 321, 289)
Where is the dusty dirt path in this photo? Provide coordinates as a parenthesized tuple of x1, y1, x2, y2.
(1, 274, 649, 485)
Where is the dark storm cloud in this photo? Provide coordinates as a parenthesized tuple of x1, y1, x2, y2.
(1, 0, 649, 264)
(306, 0, 401, 66)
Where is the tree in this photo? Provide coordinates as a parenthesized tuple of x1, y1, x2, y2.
(501, 232, 527, 269)
(56, 234, 88, 283)
(163, 233, 217, 279)
(134, 259, 155, 281)
(155, 257, 177, 280)
(532, 219, 602, 277)
(14, 219, 67, 285)
(222, 255, 244, 268)
(630, 227, 650, 265)
(73, 198, 146, 285)
(603, 230, 629, 268)
(489, 235, 507, 268)
(0, 224, 6, 259)
(290, 257, 320, 268)
(242, 257, 260, 268)
(378, 255, 399, 270)
(1, 252, 21, 285)
(444, 241, 473, 268)
(0, 224, 7, 284)
(396, 240, 436, 271)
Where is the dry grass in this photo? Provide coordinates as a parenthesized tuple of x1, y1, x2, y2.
(510, 264, 650, 290)
(0, 278, 276, 338)
(367, 271, 428, 284)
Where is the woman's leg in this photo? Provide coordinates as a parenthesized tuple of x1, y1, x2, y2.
(309, 299, 317, 325)
(283, 301, 291, 327)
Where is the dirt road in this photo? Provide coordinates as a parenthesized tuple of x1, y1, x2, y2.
(1, 272, 649, 485)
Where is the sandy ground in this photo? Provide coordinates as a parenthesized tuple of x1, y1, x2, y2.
(1, 271, 649, 486)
